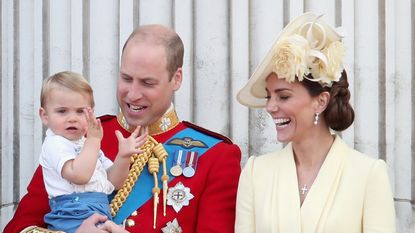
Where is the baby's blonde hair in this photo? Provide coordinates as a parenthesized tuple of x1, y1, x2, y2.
(40, 71, 94, 108)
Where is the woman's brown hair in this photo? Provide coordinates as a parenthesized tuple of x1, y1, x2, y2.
(301, 70, 354, 131)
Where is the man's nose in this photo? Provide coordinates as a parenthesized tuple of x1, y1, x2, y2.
(127, 83, 144, 101)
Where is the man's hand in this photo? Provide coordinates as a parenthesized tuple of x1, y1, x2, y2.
(76, 214, 129, 233)
(99, 220, 130, 233)
(76, 213, 109, 233)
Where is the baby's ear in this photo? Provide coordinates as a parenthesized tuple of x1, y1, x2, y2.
(39, 107, 48, 125)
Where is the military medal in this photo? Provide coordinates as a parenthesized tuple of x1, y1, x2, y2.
(170, 150, 184, 177)
(167, 182, 194, 212)
(170, 165, 182, 177)
(183, 151, 198, 178)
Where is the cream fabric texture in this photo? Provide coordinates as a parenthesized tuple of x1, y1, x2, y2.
(235, 135, 396, 233)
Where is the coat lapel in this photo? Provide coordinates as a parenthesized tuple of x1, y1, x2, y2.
(277, 144, 302, 233)
(300, 135, 347, 233)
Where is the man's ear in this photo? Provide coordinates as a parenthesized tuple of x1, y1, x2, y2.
(39, 107, 48, 125)
(315, 91, 330, 113)
(172, 67, 183, 91)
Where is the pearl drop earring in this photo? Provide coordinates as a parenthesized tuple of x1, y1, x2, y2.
(314, 112, 320, 125)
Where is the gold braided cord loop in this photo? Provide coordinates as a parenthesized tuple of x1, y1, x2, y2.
(153, 143, 168, 160)
(110, 136, 156, 217)
(148, 157, 160, 174)
(109, 136, 170, 221)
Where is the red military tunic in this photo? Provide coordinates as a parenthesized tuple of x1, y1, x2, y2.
(4, 110, 241, 233)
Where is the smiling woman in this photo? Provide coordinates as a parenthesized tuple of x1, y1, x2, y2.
(235, 12, 396, 233)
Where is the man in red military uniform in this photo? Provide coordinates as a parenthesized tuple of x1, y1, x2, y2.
(5, 24, 241, 233)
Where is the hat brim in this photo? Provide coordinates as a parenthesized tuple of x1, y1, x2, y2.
(237, 12, 342, 108)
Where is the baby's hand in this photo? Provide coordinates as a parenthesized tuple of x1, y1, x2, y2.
(84, 107, 103, 141)
(115, 126, 148, 159)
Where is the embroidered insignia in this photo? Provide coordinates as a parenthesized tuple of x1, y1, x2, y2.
(167, 182, 194, 212)
(73, 138, 85, 155)
(161, 218, 183, 233)
(167, 137, 208, 149)
(160, 117, 172, 131)
(74, 145, 82, 155)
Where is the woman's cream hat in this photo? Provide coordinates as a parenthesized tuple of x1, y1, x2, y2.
(237, 12, 345, 108)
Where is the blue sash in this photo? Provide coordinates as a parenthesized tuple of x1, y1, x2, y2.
(113, 127, 221, 223)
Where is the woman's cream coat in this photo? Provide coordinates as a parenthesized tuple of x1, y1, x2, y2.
(235, 135, 396, 233)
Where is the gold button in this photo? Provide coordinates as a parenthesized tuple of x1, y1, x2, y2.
(131, 210, 138, 216)
(126, 218, 135, 227)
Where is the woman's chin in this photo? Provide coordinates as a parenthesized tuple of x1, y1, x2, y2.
(276, 135, 290, 144)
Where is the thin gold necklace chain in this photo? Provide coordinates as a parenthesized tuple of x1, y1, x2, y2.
(297, 166, 321, 195)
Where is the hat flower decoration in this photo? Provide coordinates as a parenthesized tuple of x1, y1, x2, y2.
(237, 12, 346, 108)
(272, 15, 345, 86)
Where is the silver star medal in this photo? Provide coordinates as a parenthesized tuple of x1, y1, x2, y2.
(167, 182, 194, 212)
(161, 218, 183, 233)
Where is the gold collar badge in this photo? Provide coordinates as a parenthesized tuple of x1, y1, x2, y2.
(117, 107, 180, 136)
